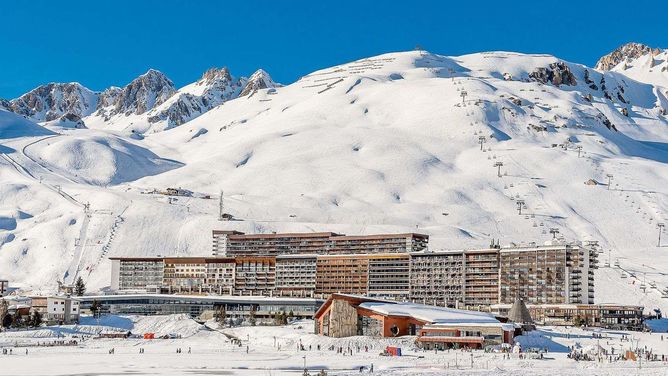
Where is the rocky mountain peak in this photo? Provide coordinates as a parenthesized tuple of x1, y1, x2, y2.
(199, 67, 233, 86)
(146, 67, 248, 131)
(595, 42, 662, 71)
(104, 69, 176, 117)
(239, 69, 278, 97)
(7, 82, 98, 122)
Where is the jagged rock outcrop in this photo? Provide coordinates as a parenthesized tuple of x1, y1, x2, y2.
(146, 67, 247, 129)
(597, 112, 617, 131)
(57, 113, 87, 128)
(0, 98, 10, 111)
(529, 62, 577, 86)
(595, 42, 662, 71)
(239, 69, 279, 97)
(7, 83, 97, 122)
(105, 69, 176, 116)
(3, 66, 278, 130)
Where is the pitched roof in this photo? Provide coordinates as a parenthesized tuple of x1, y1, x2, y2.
(507, 298, 533, 323)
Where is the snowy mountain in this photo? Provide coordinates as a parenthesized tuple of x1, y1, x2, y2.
(1, 45, 668, 313)
(2, 67, 278, 133)
(144, 67, 248, 132)
(595, 42, 662, 71)
(6, 82, 98, 122)
(239, 69, 280, 97)
(596, 42, 668, 90)
(95, 69, 176, 120)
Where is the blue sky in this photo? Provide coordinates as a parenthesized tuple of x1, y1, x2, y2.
(1, 0, 666, 98)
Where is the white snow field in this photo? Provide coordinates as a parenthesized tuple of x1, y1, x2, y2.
(1, 49, 668, 312)
(1, 315, 667, 375)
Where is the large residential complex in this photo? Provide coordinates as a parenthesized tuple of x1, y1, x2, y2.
(212, 231, 429, 257)
(112, 231, 598, 308)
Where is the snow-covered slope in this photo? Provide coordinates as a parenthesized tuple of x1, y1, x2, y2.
(1, 47, 668, 313)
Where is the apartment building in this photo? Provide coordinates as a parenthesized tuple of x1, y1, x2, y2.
(463, 249, 500, 307)
(234, 257, 276, 296)
(490, 303, 643, 330)
(408, 249, 499, 308)
(275, 254, 317, 297)
(111, 235, 597, 309)
(162, 257, 235, 295)
(498, 243, 597, 304)
(327, 234, 428, 255)
(409, 243, 596, 308)
(30, 296, 80, 325)
(313, 254, 411, 299)
(409, 251, 464, 307)
(111, 257, 235, 294)
(315, 255, 370, 297)
(110, 257, 164, 292)
(367, 254, 410, 300)
(212, 231, 428, 257)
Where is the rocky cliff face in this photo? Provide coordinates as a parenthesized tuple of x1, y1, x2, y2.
(103, 69, 176, 117)
(7, 82, 97, 122)
(146, 67, 248, 129)
(0, 99, 9, 111)
(595, 42, 662, 71)
(2, 66, 276, 130)
(239, 69, 279, 97)
(529, 62, 577, 86)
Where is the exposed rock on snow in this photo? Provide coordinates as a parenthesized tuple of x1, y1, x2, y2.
(102, 69, 176, 117)
(529, 62, 577, 86)
(7, 82, 98, 122)
(146, 67, 247, 129)
(239, 69, 279, 97)
(595, 42, 662, 71)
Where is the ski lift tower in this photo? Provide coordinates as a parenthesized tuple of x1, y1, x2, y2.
(658, 222, 665, 247)
(516, 199, 525, 215)
(606, 174, 614, 190)
(549, 228, 560, 239)
(478, 136, 487, 151)
(460, 90, 468, 105)
(494, 161, 504, 177)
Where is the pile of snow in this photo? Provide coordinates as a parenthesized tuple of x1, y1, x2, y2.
(0, 314, 203, 339)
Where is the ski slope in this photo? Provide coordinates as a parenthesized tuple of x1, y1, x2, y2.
(1, 49, 668, 312)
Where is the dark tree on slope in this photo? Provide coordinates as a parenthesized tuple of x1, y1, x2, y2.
(90, 300, 101, 318)
(214, 305, 227, 325)
(74, 277, 86, 296)
(30, 310, 43, 327)
(249, 305, 257, 326)
(2, 313, 12, 328)
(0, 299, 8, 330)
